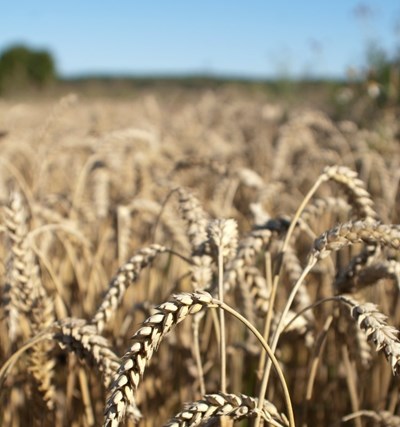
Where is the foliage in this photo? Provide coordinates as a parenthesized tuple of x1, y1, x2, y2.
(0, 44, 56, 93)
(364, 40, 400, 103)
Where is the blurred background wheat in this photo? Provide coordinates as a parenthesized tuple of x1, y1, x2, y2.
(1, 2, 400, 427)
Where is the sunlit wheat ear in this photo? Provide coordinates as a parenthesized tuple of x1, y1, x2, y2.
(339, 295, 400, 375)
(341, 306, 373, 369)
(322, 165, 379, 221)
(104, 291, 216, 427)
(298, 196, 351, 229)
(342, 410, 400, 426)
(172, 155, 228, 177)
(163, 392, 289, 427)
(310, 220, 400, 262)
(224, 228, 273, 291)
(327, 165, 384, 294)
(54, 318, 141, 420)
(3, 190, 34, 336)
(337, 257, 400, 294)
(334, 244, 379, 293)
(191, 254, 213, 290)
(54, 318, 119, 386)
(3, 190, 57, 410)
(27, 296, 57, 411)
(271, 165, 376, 261)
(208, 219, 238, 263)
(91, 244, 168, 333)
(3, 192, 55, 313)
(177, 187, 209, 254)
(257, 218, 400, 420)
(178, 187, 214, 292)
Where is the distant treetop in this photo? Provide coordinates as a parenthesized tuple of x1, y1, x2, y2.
(0, 44, 57, 94)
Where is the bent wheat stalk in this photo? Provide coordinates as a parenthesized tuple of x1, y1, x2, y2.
(259, 218, 400, 425)
(208, 218, 238, 393)
(104, 291, 294, 427)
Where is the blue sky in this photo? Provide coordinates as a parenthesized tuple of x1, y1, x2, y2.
(1, 1, 400, 78)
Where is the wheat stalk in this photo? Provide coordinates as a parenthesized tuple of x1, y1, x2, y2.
(208, 219, 238, 392)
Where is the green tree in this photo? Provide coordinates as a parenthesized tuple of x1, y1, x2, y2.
(0, 44, 57, 93)
(355, 40, 400, 105)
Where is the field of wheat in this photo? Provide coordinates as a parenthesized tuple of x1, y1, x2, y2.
(0, 88, 400, 427)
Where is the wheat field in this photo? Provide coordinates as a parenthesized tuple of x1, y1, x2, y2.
(0, 88, 400, 427)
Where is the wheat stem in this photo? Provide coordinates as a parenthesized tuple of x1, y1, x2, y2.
(256, 260, 315, 427)
(218, 249, 227, 393)
(301, 315, 333, 427)
(215, 300, 295, 427)
(192, 314, 206, 396)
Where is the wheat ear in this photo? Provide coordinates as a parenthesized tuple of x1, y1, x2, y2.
(177, 187, 209, 254)
(322, 165, 378, 221)
(103, 292, 216, 427)
(224, 228, 273, 291)
(257, 219, 398, 426)
(342, 410, 400, 426)
(339, 295, 400, 375)
(264, 220, 400, 385)
(54, 318, 120, 388)
(3, 191, 57, 409)
(334, 243, 379, 293)
(91, 244, 168, 332)
(104, 291, 294, 427)
(163, 392, 289, 427)
(311, 220, 400, 261)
